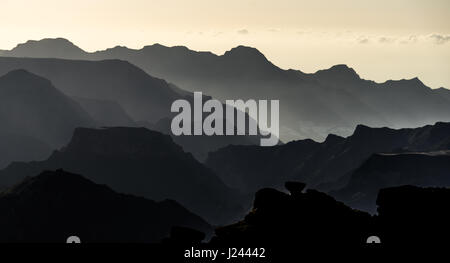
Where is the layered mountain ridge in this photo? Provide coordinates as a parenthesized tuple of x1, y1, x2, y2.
(3, 38, 450, 142)
(0, 169, 212, 242)
(205, 122, 450, 196)
(0, 127, 245, 225)
(0, 69, 95, 168)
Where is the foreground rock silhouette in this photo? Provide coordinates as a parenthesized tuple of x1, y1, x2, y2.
(211, 182, 450, 247)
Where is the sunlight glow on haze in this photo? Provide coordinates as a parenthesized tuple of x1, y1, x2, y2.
(1, 0, 449, 88)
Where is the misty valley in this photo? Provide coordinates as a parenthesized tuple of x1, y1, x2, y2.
(0, 37, 449, 255)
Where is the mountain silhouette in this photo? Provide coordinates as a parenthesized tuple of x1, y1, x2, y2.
(0, 169, 212, 242)
(2, 38, 88, 59)
(206, 122, 450, 195)
(100, 47, 450, 141)
(0, 56, 264, 162)
(144, 90, 263, 161)
(4, 38, 450, 142)
(0, 57, 182, 124)
(0, 69, 95, 148)
(436, 87, 450, 103)
(0, 127, 244, 225)
(333, 151, 450, 212)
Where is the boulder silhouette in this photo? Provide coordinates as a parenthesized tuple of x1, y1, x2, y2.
(212, 182, 371, 246)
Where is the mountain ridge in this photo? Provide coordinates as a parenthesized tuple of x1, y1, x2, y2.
(4, 37, 442, 88)
(2, 38, 450, 142)
(0, 126, 246, 225)
(0, 169, 212, 242)
(205, 122, 450, 196)
(0, 69, 95, 148)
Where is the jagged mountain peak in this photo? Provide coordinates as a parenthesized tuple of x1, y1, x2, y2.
(314, 64, 361, 81)
(9, 38, 87, 57)
(382, 76, 430, 91)
(352, 124, 374, 134)
(324, 133, 345, 144)
(0, 69, 50, 87)
(223, 45, 267, 60)
(0, 69, 50, 83)
(142, 43, 193, 53)
(2, 169, 109, 197)
(16, 37, 75, 46)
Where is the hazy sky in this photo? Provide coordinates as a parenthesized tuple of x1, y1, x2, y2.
(1, 0, 449, 88)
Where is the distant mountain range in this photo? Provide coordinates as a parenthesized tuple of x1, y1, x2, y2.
(0, 127, 245, 225)
(0, 56, 181, 124)
(2, 38, 450, 142)
(0, 58, 261, 163)
(0, 169, 212, 242)
(205, 122, 450, 196)
(0, 38, 449, 245)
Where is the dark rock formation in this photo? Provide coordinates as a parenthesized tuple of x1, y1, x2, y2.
(211, 183, 372, 246)
(211, 182, 450, 247)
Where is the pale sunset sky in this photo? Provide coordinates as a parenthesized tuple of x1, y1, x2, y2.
(1, 0, 449, 88)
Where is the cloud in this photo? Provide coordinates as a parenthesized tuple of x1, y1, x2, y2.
(399, 35, 418, 44)
(358, 37, 369, 44)
(237, 29, 249, 35)
(429, 34, 450, 44)
(378, 37, 396, 44)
